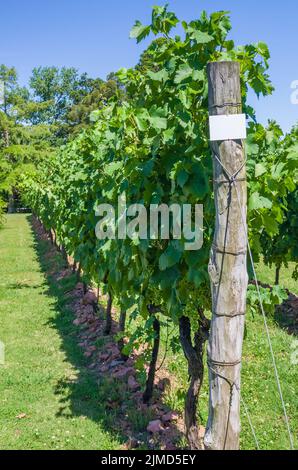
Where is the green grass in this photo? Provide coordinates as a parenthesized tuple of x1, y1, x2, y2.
(0, 214, 122, 450)
(121, 254, 298, 450)
(160, 261, 298, 450)
(0, 214, 297, 450)
(256, 259, 298, 295)
(163, 314, 298, 450)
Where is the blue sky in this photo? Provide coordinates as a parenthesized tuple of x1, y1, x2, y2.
(0, 0, 297, 131)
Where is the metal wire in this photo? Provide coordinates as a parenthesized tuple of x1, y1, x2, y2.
(212, 148, 295, 450)
(236, 383, 260, 450)
(209, 365, 260, 450)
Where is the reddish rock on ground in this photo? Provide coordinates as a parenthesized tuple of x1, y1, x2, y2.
(161, 411, 179, 423)
(112, 367, 135, 380)
(127, 375, 139, 391)
(82, 291, 97, 306)
(147, 420, 164, 434)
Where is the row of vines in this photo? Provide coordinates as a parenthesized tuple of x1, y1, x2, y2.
(21, 6, 298, 449)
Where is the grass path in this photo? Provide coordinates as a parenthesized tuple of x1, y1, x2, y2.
(0, 214, 121, 450)
(0, 214, 297, 450)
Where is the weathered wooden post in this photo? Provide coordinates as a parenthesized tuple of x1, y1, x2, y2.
(205, 62, 248, 450)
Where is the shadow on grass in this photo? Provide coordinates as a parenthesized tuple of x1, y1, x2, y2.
(275, 304, 298, 337)
(8, 282, 43, 290)
(27, 214, 127, 446)
(27, 214, 186, 449)
(250, 280, 298, 337)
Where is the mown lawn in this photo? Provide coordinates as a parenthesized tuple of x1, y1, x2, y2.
(0, 214, 122, 450)
(0, 214, 297, 450)
(159, 260, 298, 450)
(256, 260, 298, 296)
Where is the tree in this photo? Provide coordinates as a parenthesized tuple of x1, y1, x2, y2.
(66, 74, 121, 136)
(22, 5, 278, 450)
(28, 67, 120, 141)
(0, 64, 122, 213)
(0, 65, 55, 212)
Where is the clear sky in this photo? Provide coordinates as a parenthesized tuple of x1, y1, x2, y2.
(0, 0, 297, 132)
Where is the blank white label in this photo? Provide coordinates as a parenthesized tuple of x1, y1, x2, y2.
(209, 114, 247, 141)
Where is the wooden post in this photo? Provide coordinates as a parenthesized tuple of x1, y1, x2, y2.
(205, 62, 248, 450)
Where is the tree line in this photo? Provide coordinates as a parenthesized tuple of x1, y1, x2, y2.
(2, 4, 298, 449)
(0, 64, 121, 214)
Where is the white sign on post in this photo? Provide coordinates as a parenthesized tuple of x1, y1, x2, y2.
(209, 114, 247, 141)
